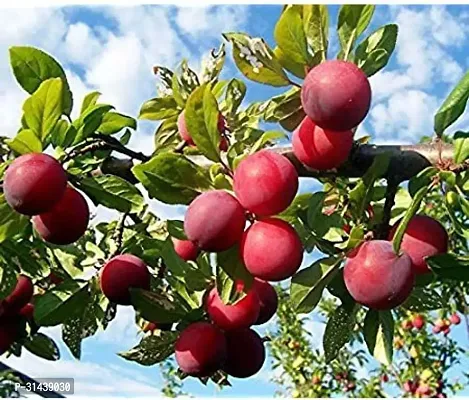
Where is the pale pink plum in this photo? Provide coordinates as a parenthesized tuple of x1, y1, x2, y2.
(175, 322, 227, 377)
(184, 190, 246, 252)
(205, 284, 260, 330)
(388, 215, 448, 274)
(240, 218, 303, 282)
(233, 150, 299, 216)
(32, 186, 89, 245)
(252, 279, 278, 325)
(100, 254, 151, 305)
(223, 329, 266, 378)
(344, 240, 414, 310)
(292, 117, 354, 170)
(4, 153, 67, 215)
(301, 60, 371, 131)
(172, 238, 200, 261)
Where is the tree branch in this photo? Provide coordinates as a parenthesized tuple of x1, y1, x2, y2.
(98, 142, 455, 184)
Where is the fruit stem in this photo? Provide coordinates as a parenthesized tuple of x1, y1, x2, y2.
(94, 133, 151, 162)
(376, 180, 399, 240)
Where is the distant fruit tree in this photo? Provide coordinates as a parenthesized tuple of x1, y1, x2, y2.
(1, 4, 469, 398)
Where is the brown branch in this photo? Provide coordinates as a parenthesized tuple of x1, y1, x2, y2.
(94, 133, 151, 162)
(97, 142, 455, 184)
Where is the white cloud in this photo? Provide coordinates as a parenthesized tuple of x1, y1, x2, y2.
(368, 5, 466, 143)
(176, 6, 248, 40)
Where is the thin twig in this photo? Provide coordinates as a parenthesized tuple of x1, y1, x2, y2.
(62, 140, 109, 163)
(174, 141, 187, 154)
(94, 133, 151, 162)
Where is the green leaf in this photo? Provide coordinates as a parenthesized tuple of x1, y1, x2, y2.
(250, 130, 287, 154)
(0, 240, 49, 279)
(355, 24, 398, 77)
(201, 43, 226, 84)
(72, 103, 114, 145)
(139, 97, 179, 121)
(290, 257, 342, 313)
(363, 309, 394, 365)
(216, 245, 253, 305)
(0, 195, 30, 243)
(392, 186, 429, 254)
(185, 84, 221, 162)
(9, 46, 73, 116)
(62, 291, 100, 360)
(24, 333, 60, 361)
(349, 152, 390, 221)
(274, 6, 310, 65)
(167, 220, 187, 240)
(130, 288, 186, 324)
(80, 91, 101, 115)
(408, 167, 438, 198)
(427, 253, 469, 281)
(453, 131, 469, 163)
(223, 79, 247, 116)
(224, 32, 290, 87)
(34, 281, 90, 326)
(401, 287, 444, 310)
(49, 120, 72, 148)
(119, 332, 179, 366)
(303, 4, 329, 61)
(273, 47, 307, 79)
(79, 175, 145, 213)
(132, 152, 212, 194)
(22, 78, 63, 141)
(323, 302, 358, 362)
(337, 5, 375, 60)
(6, 129, 42, 154)
(97, 112, 136, 135)
(0, 261, 20, 300)
(262, 87, 302, 123)
(434, 70, 469, 136)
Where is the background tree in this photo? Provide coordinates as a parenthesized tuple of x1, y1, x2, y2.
(0, 3, 469, 398)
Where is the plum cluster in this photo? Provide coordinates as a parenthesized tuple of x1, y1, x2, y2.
(182, 149, 303, 281)
(0, 275, 35, 355)
(293, 60, 372, 171)
(175, 278, 278, 378)
(3, 153, 90, 245)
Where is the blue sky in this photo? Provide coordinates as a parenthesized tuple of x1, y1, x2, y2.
(1, 3, 469, 397)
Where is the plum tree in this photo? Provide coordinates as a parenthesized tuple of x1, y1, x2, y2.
(252, 279, 278, 325)
(233, 150, 298, 216)
(2, 275, 33, 314)
(3, 153, 67, 215)
(205, 284, 260, 330)
(172, 238, 199, 261)
(240, 218, 303, 281)
(178, 111, 228, 150)
(32, 186, 90, 245)
(184, 190, 246, 252)
(301, 60, 372, 131)
(388, 215, 448, 274)
(222, 329, 265, 378)
(343, 240, 414, 309)
(100, 254, 151, 305)
(175, 322, 227, 377)
(292, 116, 354, 170)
